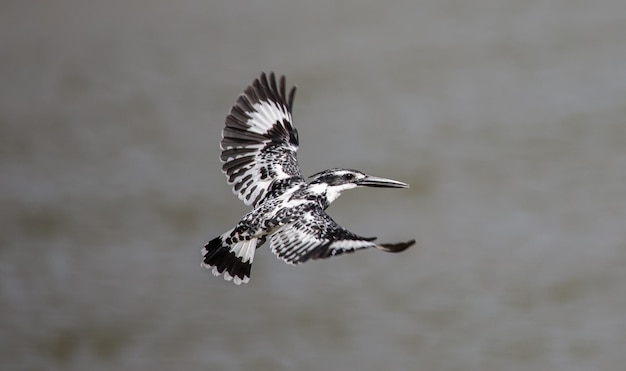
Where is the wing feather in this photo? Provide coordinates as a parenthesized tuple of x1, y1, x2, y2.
(269, 207, 414, 265)
(221, 72, 304, 206)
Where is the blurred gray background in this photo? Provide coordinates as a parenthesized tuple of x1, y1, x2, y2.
(2, 1, 626, 370)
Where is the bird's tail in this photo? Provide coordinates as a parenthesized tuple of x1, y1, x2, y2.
(201, 229, 259, 285)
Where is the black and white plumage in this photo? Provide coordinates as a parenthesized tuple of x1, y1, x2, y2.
(202, 72, 415, 284)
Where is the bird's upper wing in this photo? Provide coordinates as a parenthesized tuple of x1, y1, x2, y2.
(221, 72, 304, 206)
(269, 206, 415, 265)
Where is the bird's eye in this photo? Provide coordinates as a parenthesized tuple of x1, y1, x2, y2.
(344, 173, 355, 180)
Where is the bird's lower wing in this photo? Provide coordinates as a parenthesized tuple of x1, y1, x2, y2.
(269, 207, 415, 265)
(221, 73, 304, 206)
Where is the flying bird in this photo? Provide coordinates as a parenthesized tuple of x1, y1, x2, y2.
(202, 72, 415, 284)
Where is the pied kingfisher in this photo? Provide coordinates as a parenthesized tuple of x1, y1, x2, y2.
(202, 72, 415, 284)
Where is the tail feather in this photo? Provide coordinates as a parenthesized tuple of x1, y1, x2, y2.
(202, 232, 257, 285)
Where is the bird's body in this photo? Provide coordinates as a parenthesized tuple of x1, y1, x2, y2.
(203, 73, 415, 284)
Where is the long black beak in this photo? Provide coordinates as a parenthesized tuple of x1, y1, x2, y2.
(357, 175, 409, 188)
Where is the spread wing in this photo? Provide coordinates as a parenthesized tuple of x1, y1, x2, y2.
(269, 206, 415, 264)
(221, 72, 305, 206)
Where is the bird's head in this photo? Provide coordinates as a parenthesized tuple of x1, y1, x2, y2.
(308, 168, 409, 204)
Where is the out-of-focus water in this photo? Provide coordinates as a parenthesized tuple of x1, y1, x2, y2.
(2, 1, 626, 370)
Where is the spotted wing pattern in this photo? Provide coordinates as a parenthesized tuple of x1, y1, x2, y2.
(269, 206, 415, 264)
(221, 72, 304, 206)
